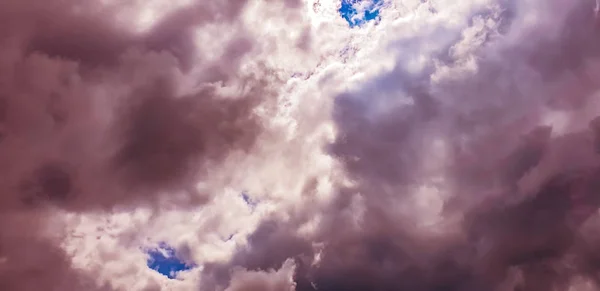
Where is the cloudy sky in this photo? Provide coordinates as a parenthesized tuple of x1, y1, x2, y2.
(2, 0, 600, 290)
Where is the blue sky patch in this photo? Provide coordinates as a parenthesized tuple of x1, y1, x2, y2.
(146, 243, 195, 279)
(339, 0, 384, 27)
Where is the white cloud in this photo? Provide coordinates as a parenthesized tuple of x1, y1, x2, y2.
(5, 0, 600, 290)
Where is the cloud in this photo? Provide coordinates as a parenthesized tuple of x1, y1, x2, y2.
(192, 1, 600, 291)
(5, 0, 600, 290)
(224, 259, 297, 291)
(0, 0, 283, 289)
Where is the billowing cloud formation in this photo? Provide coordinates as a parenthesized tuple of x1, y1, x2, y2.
(0, 0, 279, 289)
(195, 1, 600, 291)
(4, 0, 600, 290)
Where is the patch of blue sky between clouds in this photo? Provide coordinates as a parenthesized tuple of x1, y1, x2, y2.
(339, 0, 385, 27)
(146, 242, 195, 279)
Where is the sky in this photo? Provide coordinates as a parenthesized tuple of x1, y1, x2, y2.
(146, 4, 378, 278)
(146, 243, 195, 279)
(338, 0, 383, 27)
(3, 0, 600, 291)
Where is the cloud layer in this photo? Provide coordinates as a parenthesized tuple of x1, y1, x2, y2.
(3, 0, 600, 290)
(0, 0, 275, 289)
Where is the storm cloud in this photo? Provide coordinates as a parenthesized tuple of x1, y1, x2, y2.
(0, 0, 275, 289)
(195, 1, 600, 291)
(4, 0, 600, 290)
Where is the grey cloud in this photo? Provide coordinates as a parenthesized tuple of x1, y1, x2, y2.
(0, 0, 277, 289)
(197, 1, 600, 291)
(224, 259, 297, 291)
(0, 212, 118, 291)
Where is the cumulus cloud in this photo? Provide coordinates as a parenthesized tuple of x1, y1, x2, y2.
(192, 1, 600, 291)
(224, 259, 297, 291)
(5, 0, 600, 290)
(0, 0, 280, 289)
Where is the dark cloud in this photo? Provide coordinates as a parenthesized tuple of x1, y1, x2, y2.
(111, 78, 261, 193)
(196, 1, 600, 291)
(0, 1, 266, 211)
(0, 216, 117, 291)
(0, 0, 275, 289)
(3, 0, 600, 290)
